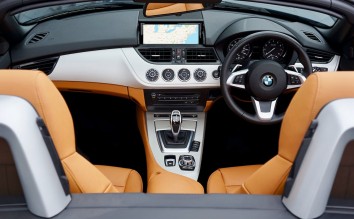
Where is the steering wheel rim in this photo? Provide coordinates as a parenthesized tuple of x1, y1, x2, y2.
(220, 31, 312, 125)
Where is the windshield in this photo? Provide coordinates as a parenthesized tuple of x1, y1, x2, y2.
(14, 0, 338, 27)
(14, 0, 144, 25)
(219, 0, 338, 28)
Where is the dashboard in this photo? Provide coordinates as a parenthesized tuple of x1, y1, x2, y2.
(11, 9, 340, 104)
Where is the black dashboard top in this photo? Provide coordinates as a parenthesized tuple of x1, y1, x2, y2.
(11, 8, 337, 64)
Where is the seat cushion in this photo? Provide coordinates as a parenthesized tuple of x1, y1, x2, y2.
(95, 165, 143, 193)
(207, 165, 262, 194)
(147, 171, 204, 194)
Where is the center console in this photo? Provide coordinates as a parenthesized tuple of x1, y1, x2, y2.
(138, 13, 218, 189)
(145, 89, 207, 180)
(146, 111, 205, 180)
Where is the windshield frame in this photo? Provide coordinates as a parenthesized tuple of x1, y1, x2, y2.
(12, 0, 343, 27)
(13, 0, 144, 25)
(217, 0, 340, 28)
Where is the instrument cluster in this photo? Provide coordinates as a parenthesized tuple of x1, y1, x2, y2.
(225, 37, 292, 64)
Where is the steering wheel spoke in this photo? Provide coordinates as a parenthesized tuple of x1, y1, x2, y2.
(285, 69, 306, 90)
(251, 97, 277, 121)
(226, 69, 248, 89)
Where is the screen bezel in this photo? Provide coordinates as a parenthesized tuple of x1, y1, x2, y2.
(140, 23, 202, 45)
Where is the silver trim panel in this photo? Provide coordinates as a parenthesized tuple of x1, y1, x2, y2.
(283, 99, 354, 219)
(49, 48, 221, 89)
(294, 55, 340, 73)
(146, 112, 206, 180)
(49, 49, 339, 90)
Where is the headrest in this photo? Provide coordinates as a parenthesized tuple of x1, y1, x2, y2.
(0, 70, 75, 159)
(279, 72, 354, 162)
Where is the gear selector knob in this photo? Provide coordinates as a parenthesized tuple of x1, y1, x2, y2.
(170, 110, 182, 142)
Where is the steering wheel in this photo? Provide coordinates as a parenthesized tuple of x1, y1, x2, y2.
(220, 31, 312, 125)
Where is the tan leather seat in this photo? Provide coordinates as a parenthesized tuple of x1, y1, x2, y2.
(208, 72, 354, 194)
(0, 70, 143, 193)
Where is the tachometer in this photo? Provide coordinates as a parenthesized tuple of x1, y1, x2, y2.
(228, 38, 251, 61)
(262, 39, 286, 61)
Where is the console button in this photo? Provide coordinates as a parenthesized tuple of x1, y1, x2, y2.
(162, 69, 175, 81)
(212, 70, 220, 79)
(164, 155, 176, 167)
(178, 68, 191, 81)
(319, 67, 328, 72)
(190, 141, 200, 152)
(194, 68, 207, 82)
(146, 69, 159, 82)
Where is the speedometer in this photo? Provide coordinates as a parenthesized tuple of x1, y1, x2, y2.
(262, 39, 286, 61)
(228, 38, 251, 61)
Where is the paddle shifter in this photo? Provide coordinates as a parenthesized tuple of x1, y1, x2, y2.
(170, 110, 182, 142)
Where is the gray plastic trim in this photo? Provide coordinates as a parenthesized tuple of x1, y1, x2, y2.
(283, 98, 354, 219)
(0, 95, 71, 218)
(0, 194, 299, 219)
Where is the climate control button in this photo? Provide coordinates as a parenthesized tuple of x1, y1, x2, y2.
(194, 68, 207, 82)
(162, 69, 175, 81)
(178, 68, 191, 81)
(146, 69, 159, 82)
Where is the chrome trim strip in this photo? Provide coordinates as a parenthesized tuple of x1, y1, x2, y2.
(251, 97, 277, 121)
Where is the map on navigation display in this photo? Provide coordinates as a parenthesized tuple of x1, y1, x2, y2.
(143, 24, 199, 44)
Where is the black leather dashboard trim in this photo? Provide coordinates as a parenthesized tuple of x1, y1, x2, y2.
(11, 10, 140, 63)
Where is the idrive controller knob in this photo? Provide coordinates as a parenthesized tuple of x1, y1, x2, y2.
(178, 155, 196, 171)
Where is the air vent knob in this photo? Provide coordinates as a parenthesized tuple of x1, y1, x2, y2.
(146, 69, 159, 82)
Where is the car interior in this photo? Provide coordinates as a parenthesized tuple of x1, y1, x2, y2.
(1, 0, 354, 218)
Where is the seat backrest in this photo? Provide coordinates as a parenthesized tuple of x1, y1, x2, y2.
(0, 70, 75, 159)
(0, 70, 117, 193)
(242, 72, 354, 194)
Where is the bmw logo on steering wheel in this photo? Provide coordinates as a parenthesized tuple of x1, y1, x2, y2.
(262, 75, 274, 87)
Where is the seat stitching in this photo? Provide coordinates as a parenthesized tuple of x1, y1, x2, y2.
(270, 156, 293, 194)
(241, 183, 251, 194)
(34, 72, 46, 122)
(310, 74, 321, 120)
(123, 169, 132, 192)
(62, 160, 83, 193)
(218, 169, 230, 193)
(273, 166, 292, 194)
(103, 183, 114, 193)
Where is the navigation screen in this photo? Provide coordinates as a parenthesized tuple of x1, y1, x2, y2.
(143, 24, 199, 44)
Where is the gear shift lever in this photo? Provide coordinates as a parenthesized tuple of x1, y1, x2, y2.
(170, 110, 182, 142)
